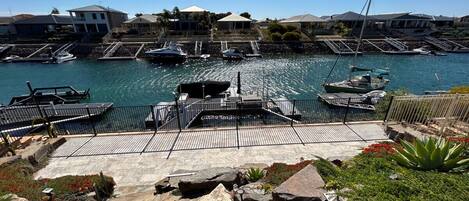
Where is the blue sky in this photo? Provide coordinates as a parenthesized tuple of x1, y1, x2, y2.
(1, 0, 468, 19)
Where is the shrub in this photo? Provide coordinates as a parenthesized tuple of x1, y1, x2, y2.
(271, 32, 282, 41)
(362, 142, 397, 157)
(282, 32, 301, 41)
(392, 137, 469, 171)
(315, 154, 469, 200)
(268, 23, 287, 34)
(449, 85, 469, 94)
(285, 25, 298, 32)
(246, 168, 265, 182)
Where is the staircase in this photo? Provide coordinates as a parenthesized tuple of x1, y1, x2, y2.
(250, 40, 260, 54)
(384, 37, 408, 51)
(26, 44, 50, 58)
(103, 42, 122, 58)
(424, 37, 452, 51)
(53, 41, 77, 55)
(220, 41, 228, 52)
(323, 39, 358, 55)
(194, 41, 203, 56)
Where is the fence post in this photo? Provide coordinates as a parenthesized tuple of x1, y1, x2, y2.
(343, 97, 352, 124)
(236, 102, 240, 131)
(86, 107, 97, 136)
(291, 100, 296, 126)
(174, 98, 182, 132)
(42, 108, 55, 138)
(439, 94, 459, 136)
(383, 96, 395, 123)
(150, 105, 158, 133)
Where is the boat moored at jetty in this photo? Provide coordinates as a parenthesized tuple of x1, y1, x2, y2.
(48, 52, 77, 64)
(222, 48, 244, 60)
(145, 42, 187, 62)
(323, 66, 390, 93)
(9, 82, 90, 106)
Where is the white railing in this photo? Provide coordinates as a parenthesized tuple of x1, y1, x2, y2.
(385, 94, 469, 135)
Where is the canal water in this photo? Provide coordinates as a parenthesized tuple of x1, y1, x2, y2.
(1, 54, 468, 106)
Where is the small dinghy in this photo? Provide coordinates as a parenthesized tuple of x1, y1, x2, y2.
(318, 90, 386, 111)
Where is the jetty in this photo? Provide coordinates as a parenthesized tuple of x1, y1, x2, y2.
(0, 102, 113, 129)
(0, 44, 13, 55)
(322, 39, 362, 55)
(8, 82, 90, 106)
(272, 98, 301, 120)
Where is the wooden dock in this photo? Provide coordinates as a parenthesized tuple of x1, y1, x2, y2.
(273, 98, 302, 120)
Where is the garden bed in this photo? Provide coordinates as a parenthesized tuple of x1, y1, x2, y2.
(0, 159, 115, 201)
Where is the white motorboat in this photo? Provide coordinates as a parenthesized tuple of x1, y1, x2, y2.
(222, 48, 244, 60)
(2, 55, 21, 62)
(145, 42, 187, 62)
(413, 47, 431, 55)
(53, 52, 77, 63)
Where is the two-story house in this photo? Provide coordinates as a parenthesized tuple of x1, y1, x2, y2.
(67, 5, 128, 34)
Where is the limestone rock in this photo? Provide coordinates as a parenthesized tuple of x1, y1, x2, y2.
(178, 167, 242, 196)
(234, 182, 272, 201)
(0, 194, 29, 201)
(272, 165, 326, 201)
(197, 184, 232, 201)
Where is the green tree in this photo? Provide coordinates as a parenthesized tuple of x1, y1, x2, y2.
(333, 22, 350, 36)
(240, 12, 251, 19)
(282, 31, 301, 41)
(172, 6, 181, 19)
(271, 32, 282, 41)
(135, 13, 143, 17)
(51, 7, 60, 14)
(268, 22, 287, 34)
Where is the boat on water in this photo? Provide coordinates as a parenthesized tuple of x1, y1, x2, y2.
(9, 82, 90, 106)
(318, 90, 386, 111)
(145, 42, 187, 62)
(176, 81, 231, 99)
(222, 48, 244, 60)
(43, 52, 77, 64)
(323, 0, 390, 94)
(324, 66, 390, 93)
(2, 55, 21, 63)
(413, 47, 432, 55)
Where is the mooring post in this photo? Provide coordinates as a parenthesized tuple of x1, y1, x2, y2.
(174, 97, 182, 132)
(42, 107, 55, 138)
(343, 97, 352, 124)
(291, 100, 296, 127)
(86, 106, 97, 136)
(150, 105, 158, 133)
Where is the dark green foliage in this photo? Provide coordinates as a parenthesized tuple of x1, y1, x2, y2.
(282, 32, 301, 41)
(268, 23, 287, 35)
(246, 168, 265, 182)
(0, 160, 115, 201)
(285, 25, 298, 32)
(314, 154, 469, 200)
(240, 12, 251, 19)
(271, 32, 282, 41)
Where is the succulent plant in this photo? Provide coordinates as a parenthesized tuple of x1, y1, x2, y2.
(392, 137, 469, 171)
(246, 167, 265, 182)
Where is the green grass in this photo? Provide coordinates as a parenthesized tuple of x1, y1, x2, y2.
(0, 159, 115, 201)
(315, 154, 469, 201)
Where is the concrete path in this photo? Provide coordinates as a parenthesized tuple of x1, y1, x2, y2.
(35, 123, 389, 195)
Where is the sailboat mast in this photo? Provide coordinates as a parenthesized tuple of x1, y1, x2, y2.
(354, 0, 371, 59)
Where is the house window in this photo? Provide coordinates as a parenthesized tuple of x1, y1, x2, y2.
(92, 13, 97, 20)
(80, 13, 85, 18)
(100, 13, 105, 20)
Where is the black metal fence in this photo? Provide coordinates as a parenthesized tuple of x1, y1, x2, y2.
(0, 97, 389, 147)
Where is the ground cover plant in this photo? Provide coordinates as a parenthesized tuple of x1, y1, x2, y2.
(314, 142, 469, 201)
(0, 159, 115, 201)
